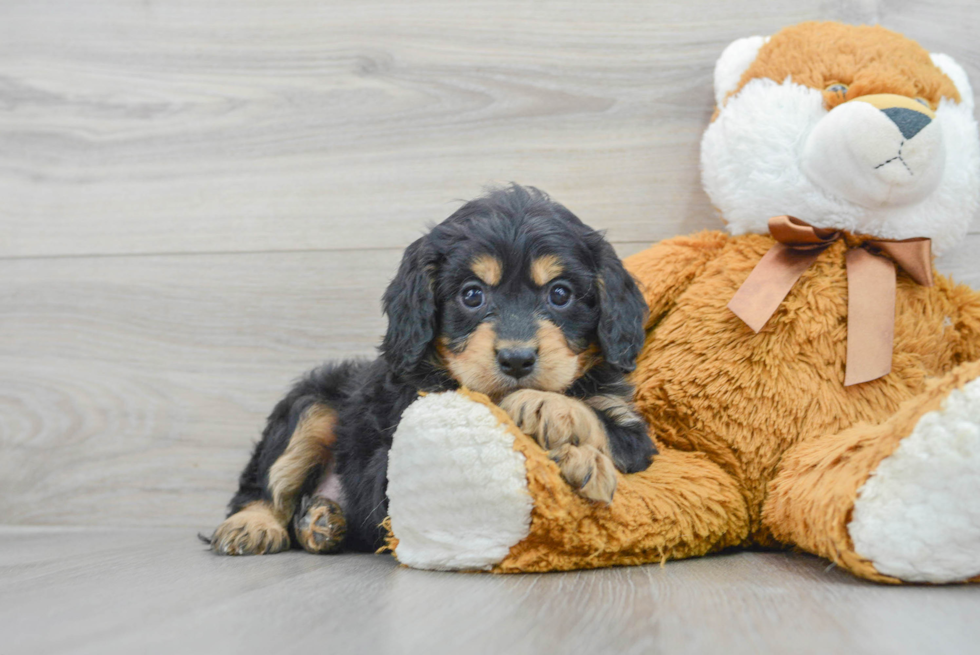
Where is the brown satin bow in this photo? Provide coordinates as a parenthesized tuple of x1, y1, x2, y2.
(727, 216, 933, 386)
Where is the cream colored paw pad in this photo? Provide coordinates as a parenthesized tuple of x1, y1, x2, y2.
(849, 376, 980, 582)
(387, 391, 533, 570)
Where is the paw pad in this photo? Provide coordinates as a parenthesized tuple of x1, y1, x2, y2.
(294, 495, 347, 554)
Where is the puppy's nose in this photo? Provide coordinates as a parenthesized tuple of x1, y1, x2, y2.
(497, 348, 537, 379)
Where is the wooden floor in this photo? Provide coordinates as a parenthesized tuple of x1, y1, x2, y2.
(3, 526, 979, 655)
(2, 1, 980, 652)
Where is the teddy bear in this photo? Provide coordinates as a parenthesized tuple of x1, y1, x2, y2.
(382, 21, 980, 584)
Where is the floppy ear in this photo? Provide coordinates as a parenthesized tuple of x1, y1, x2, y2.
(381, 235, 438, 378)
(595, 242, 648, 373)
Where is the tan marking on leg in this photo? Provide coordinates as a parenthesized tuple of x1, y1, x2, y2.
(210, 501, 290, 556)
(532, 320, 582, 392)
(586, 394, 644, 426)
(470, 254, 502, 286)
(549, 443, 617, 504)
(499, 389, 610, 455)
(531, 254, 564, 286)
(438, 323, 511, 398)
(268, 404, 337, 523)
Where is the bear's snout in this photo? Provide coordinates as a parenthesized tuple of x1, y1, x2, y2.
(801, 93, 945, 210)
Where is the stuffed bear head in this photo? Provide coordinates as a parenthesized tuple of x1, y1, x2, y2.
(701, 21, 979, 254)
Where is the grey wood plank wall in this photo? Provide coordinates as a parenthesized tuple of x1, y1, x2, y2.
(1, 0, 977, 527)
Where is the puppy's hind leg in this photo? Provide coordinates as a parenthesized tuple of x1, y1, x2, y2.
(211, 403, 338, 555)
(210, 362, 358, 556)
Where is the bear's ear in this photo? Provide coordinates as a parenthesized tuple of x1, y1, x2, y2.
(714, 36, 768, 107)
(931, 53, 975, 112)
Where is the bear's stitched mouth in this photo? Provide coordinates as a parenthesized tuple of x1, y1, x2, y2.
(874, 141, 913, 176)
(801, 98, 944, 209)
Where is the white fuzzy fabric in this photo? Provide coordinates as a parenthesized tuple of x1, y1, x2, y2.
(714, 36, 768, 107)
(386, 391, 532, 571)
(849, 376, 980, 583)
(701, 75, 980, 254)
(801, 99, 945, 208)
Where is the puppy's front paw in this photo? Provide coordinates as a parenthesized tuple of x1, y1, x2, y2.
(499, 389, 607, 452)
(210, 501, 290, 556)
(549, 443, 617, 504)
(293, 495, 347, 554)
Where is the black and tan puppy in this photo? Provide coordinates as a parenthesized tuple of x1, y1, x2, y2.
(209, 185, 656, 556)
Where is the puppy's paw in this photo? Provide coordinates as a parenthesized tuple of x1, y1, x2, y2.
(499, 389, 607, 452)
(549, 443, 617, 504)
(293, 495, 347, 554)
(210, 501, 290, 556)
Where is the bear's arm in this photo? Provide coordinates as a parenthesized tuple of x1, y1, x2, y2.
(950, 281, 980, 365)
(623, 230, 731, 327)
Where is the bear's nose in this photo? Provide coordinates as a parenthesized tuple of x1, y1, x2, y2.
(881, 107, 932, 140)
(850, 93, 936, 141)
(497, 348, 537, 379)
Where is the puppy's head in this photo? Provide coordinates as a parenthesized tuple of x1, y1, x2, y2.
(380, 185, 647, 397)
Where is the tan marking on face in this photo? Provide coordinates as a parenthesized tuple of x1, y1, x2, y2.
(438, 323, 511, 398)
(586, 394, 644, 427)
(210, 501, 291, 556)
(531, 254, 564, 287)
(576, 344, 603, 378)
(268, 404, 337, 522)
(532, 320, 583, 392)
(471, 254, 503, 286)
(439, 319, 592, 397)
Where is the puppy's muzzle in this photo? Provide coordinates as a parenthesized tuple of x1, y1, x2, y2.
(497, 347, 537, 380)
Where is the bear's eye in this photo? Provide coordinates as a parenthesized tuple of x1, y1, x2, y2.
(915, 97, 931, 108)
(826, 83, 849, 97)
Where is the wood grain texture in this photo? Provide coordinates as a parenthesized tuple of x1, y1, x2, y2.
(0, 249, 396, 525)
(0, 0, 905, 259)
(1, 527, 978, 655)
(0, 0, 978, 529)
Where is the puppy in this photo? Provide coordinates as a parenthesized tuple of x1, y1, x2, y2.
(209, 185, 656, 556)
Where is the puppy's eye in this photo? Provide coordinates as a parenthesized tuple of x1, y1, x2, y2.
(460, 285, 485, 309)
(548, 283, 573, 308)
(826, 83, 848, 97)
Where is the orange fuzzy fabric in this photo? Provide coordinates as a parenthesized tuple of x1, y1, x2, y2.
(630, 233, 977, 542)
(477, 231, 980, 577)
(449, 390, 749, 573)
(764, 359, 980, 583)
(730, 22, 960, 110)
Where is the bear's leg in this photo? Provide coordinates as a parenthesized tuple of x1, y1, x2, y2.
(763, 360, 980, 583)
(387, 390, 749, 572)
